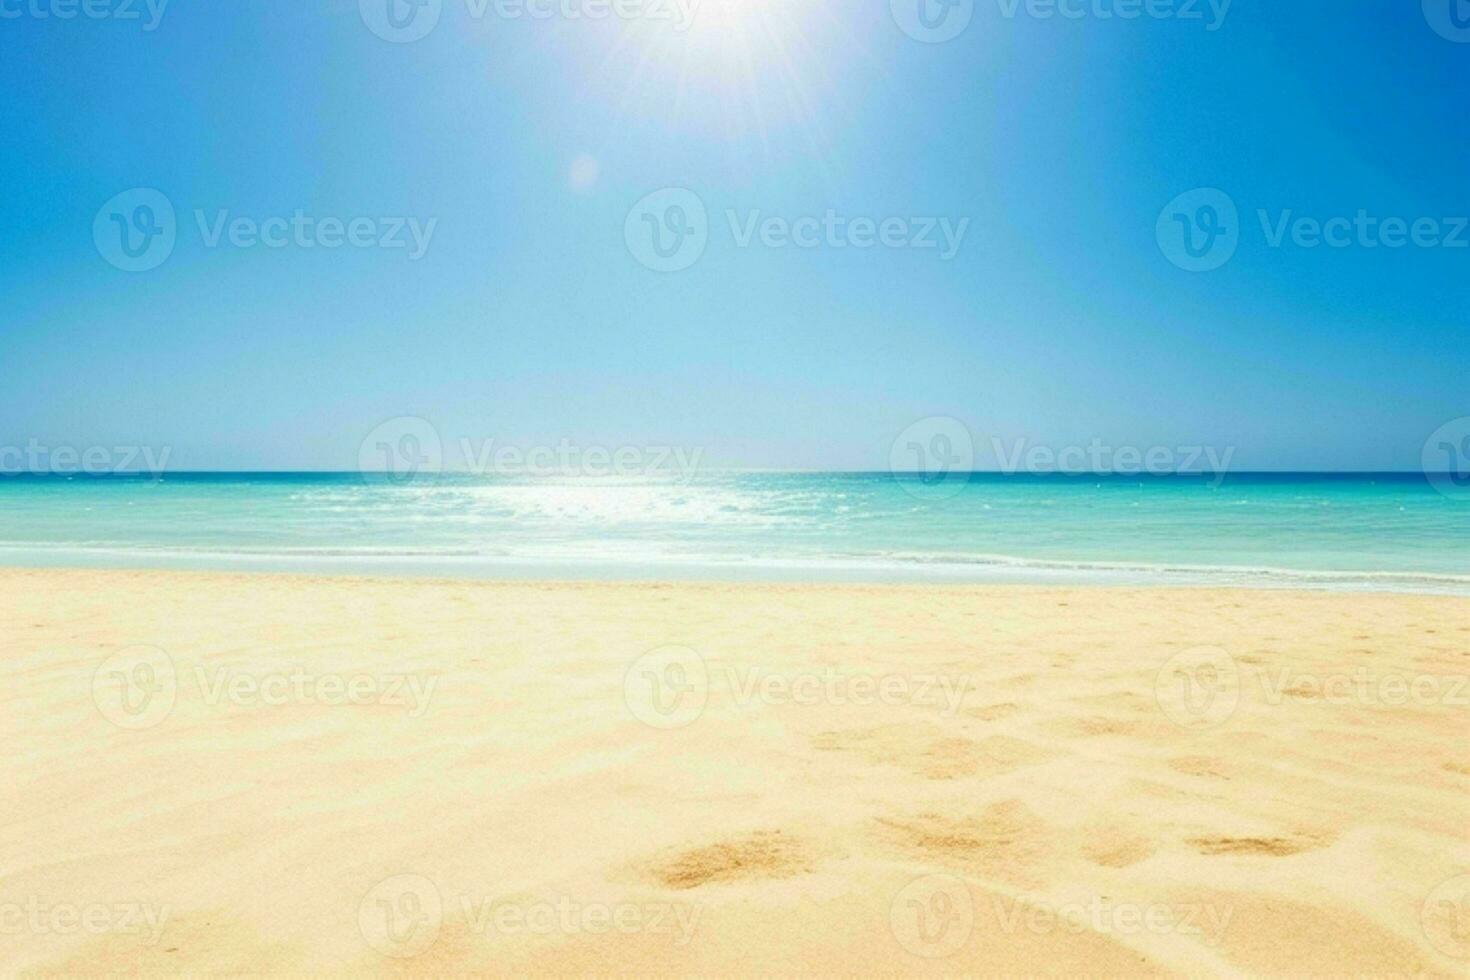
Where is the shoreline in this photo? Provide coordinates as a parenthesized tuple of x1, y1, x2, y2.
(3, 471, 1464, 595)
(2, 554, 1467, 596)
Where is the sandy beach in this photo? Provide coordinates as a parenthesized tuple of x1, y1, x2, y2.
(2, 568, 1466, 975)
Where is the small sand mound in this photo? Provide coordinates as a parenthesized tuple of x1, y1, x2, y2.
(1168, 755, 1233, 779)
(648, 830, 813, 890)
(1082, 832, 1157, 868)
(1188, 834, 1330, 857)
(875, 800, 1050, 882)
(967, 702, 1021, 721)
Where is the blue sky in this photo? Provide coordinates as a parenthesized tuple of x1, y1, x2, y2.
(1, 0, 1465, 470)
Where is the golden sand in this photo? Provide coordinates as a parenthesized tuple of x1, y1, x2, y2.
(2, 568, 1467, 975)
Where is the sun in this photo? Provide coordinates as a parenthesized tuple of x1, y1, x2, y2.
(559, 0, 852, 166)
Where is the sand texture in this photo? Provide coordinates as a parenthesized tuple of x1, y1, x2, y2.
(2, 569, 1467, 975)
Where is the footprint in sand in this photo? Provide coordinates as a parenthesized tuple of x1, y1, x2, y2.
(1048, 715, 1141, 737)
(966, 702, 1020, 721)
(873, 800, 1051, 884)
(644, 830, 815, 890)
(1081, 830, 1158, 868)
(1187, 832, 1334, 857)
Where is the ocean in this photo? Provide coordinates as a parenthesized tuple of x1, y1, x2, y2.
(0, 472, 1465, 593)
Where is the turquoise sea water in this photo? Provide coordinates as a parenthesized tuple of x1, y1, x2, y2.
(0, 473, 1465, 593)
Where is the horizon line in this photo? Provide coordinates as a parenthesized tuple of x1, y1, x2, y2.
(0, 469, 1449, 478)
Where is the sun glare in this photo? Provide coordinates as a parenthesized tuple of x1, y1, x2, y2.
(679, 0, 821, 55)
(585, 0, 850, 159)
